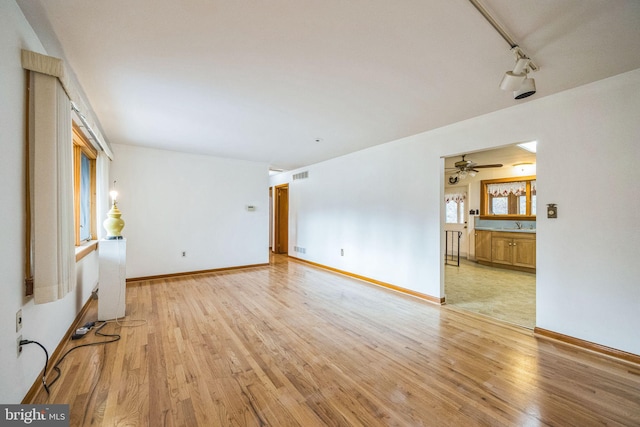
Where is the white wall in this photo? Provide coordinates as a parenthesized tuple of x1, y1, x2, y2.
(433, 70, 640, 355)
(0, 1, 101, 403)
(271, 69, 640, 355)
(110, 144, 269, 278)
(271, 139, 441, 298)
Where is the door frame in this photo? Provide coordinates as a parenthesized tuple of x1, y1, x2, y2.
(274, 183, 289, 254)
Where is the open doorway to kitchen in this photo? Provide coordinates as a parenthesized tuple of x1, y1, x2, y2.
(443, 143, 537, 328)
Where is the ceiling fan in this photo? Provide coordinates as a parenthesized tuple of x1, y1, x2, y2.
(446, 155, 502, 184)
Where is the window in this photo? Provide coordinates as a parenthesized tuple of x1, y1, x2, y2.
(445, 192, 466, 224)
(480, 176, 536, 219)
(73, 123, 97, 245)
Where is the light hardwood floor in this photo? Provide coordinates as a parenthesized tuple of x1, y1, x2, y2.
(28, 255, 640, 426)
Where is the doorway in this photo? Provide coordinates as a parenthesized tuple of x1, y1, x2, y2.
(443, 144, 537, 328)
(274, 184, 289, 254)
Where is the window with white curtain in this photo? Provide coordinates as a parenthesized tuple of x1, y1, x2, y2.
(22, 49, 113, 301)
(481, 177, 536, 218)
(445, 192, 466, 224)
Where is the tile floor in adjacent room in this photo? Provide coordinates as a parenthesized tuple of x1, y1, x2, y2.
(444, 258, 536, 329)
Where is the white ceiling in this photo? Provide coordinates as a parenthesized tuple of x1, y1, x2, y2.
(17, 0, 640, 171)
(444, 144, 536, 170)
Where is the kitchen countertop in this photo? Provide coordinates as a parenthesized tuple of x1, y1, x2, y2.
(475, 227, 536, 234)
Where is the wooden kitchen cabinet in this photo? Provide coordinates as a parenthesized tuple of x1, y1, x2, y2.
(512, 237, 536, 269)
(491, 234, 514, 265)
(474, 230, 492, 262)
(476, 230, 535, 272)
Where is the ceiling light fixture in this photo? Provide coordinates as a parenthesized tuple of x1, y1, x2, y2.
(500, 53, 531, 91)
(501, 47, 537, 99)
(512, 162, 536, 175)
(514, 74, 536, 99)
(468, 0, 539, 99)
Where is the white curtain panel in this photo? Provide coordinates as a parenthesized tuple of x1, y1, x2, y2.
(29, 72, 76, 304)
(96, 153, 111, 240)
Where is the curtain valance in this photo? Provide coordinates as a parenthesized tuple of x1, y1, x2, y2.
(445, 192, 466, 203)
(487, 181, 527, 197)
(21, 50, 113, 160)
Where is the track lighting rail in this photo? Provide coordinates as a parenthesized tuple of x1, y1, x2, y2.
(468, 0, 538, 71)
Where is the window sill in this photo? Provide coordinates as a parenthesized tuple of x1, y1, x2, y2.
(75, 240, 98, 262)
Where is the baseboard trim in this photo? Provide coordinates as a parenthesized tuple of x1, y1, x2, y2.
(289, 256, 445, 305)
(21, 295, 94, 404)
(126, 263, 270, 283)
(534, 327, 640, 365)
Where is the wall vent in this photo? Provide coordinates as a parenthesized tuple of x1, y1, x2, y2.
(293, 171, 309, 180)
(294, 246, 306, 254)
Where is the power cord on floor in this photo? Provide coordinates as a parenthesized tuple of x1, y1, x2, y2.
(109, 317, 148, 327)
(22, 316, 147, 396)
(19, 340, 50, 395)
(47, 321, 120, 390)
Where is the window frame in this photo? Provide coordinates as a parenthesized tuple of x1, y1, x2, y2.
(72, 122, 97, 246)
(480, 175, 536, 220)
(445, 197, 466, 225)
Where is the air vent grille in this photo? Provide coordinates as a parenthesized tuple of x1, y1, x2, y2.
(293, 171, 309, 180)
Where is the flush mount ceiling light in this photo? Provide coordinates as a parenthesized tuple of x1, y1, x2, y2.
(468, 0, 539, 99)
(512, 162, 536, 175)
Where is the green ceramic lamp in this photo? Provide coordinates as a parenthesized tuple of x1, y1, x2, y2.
(103, 189, 125, 239)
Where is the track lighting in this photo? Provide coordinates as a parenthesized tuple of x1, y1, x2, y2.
(500, 47, 537, 99)
(514, 76, 536, 99)
(467, 1, 540, 100)
(500, 57, 529, 91)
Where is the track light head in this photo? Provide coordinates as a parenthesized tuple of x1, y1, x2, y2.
(500, 71, 526, 91)
(500, 48, 538, 99)
(514, 76, 536, 99)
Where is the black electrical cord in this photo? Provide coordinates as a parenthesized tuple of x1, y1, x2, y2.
(19, 340, 51, 395)
(47, 322, 120, 389)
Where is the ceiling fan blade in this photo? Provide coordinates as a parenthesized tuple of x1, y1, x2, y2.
(473, 164, 503, 168)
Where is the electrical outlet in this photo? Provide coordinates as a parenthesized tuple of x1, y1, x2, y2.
(340, 249, 344, 256)
(16, 309, 22, 332)
(182, 251, 186, 257)
(17, 335, 23, 357)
